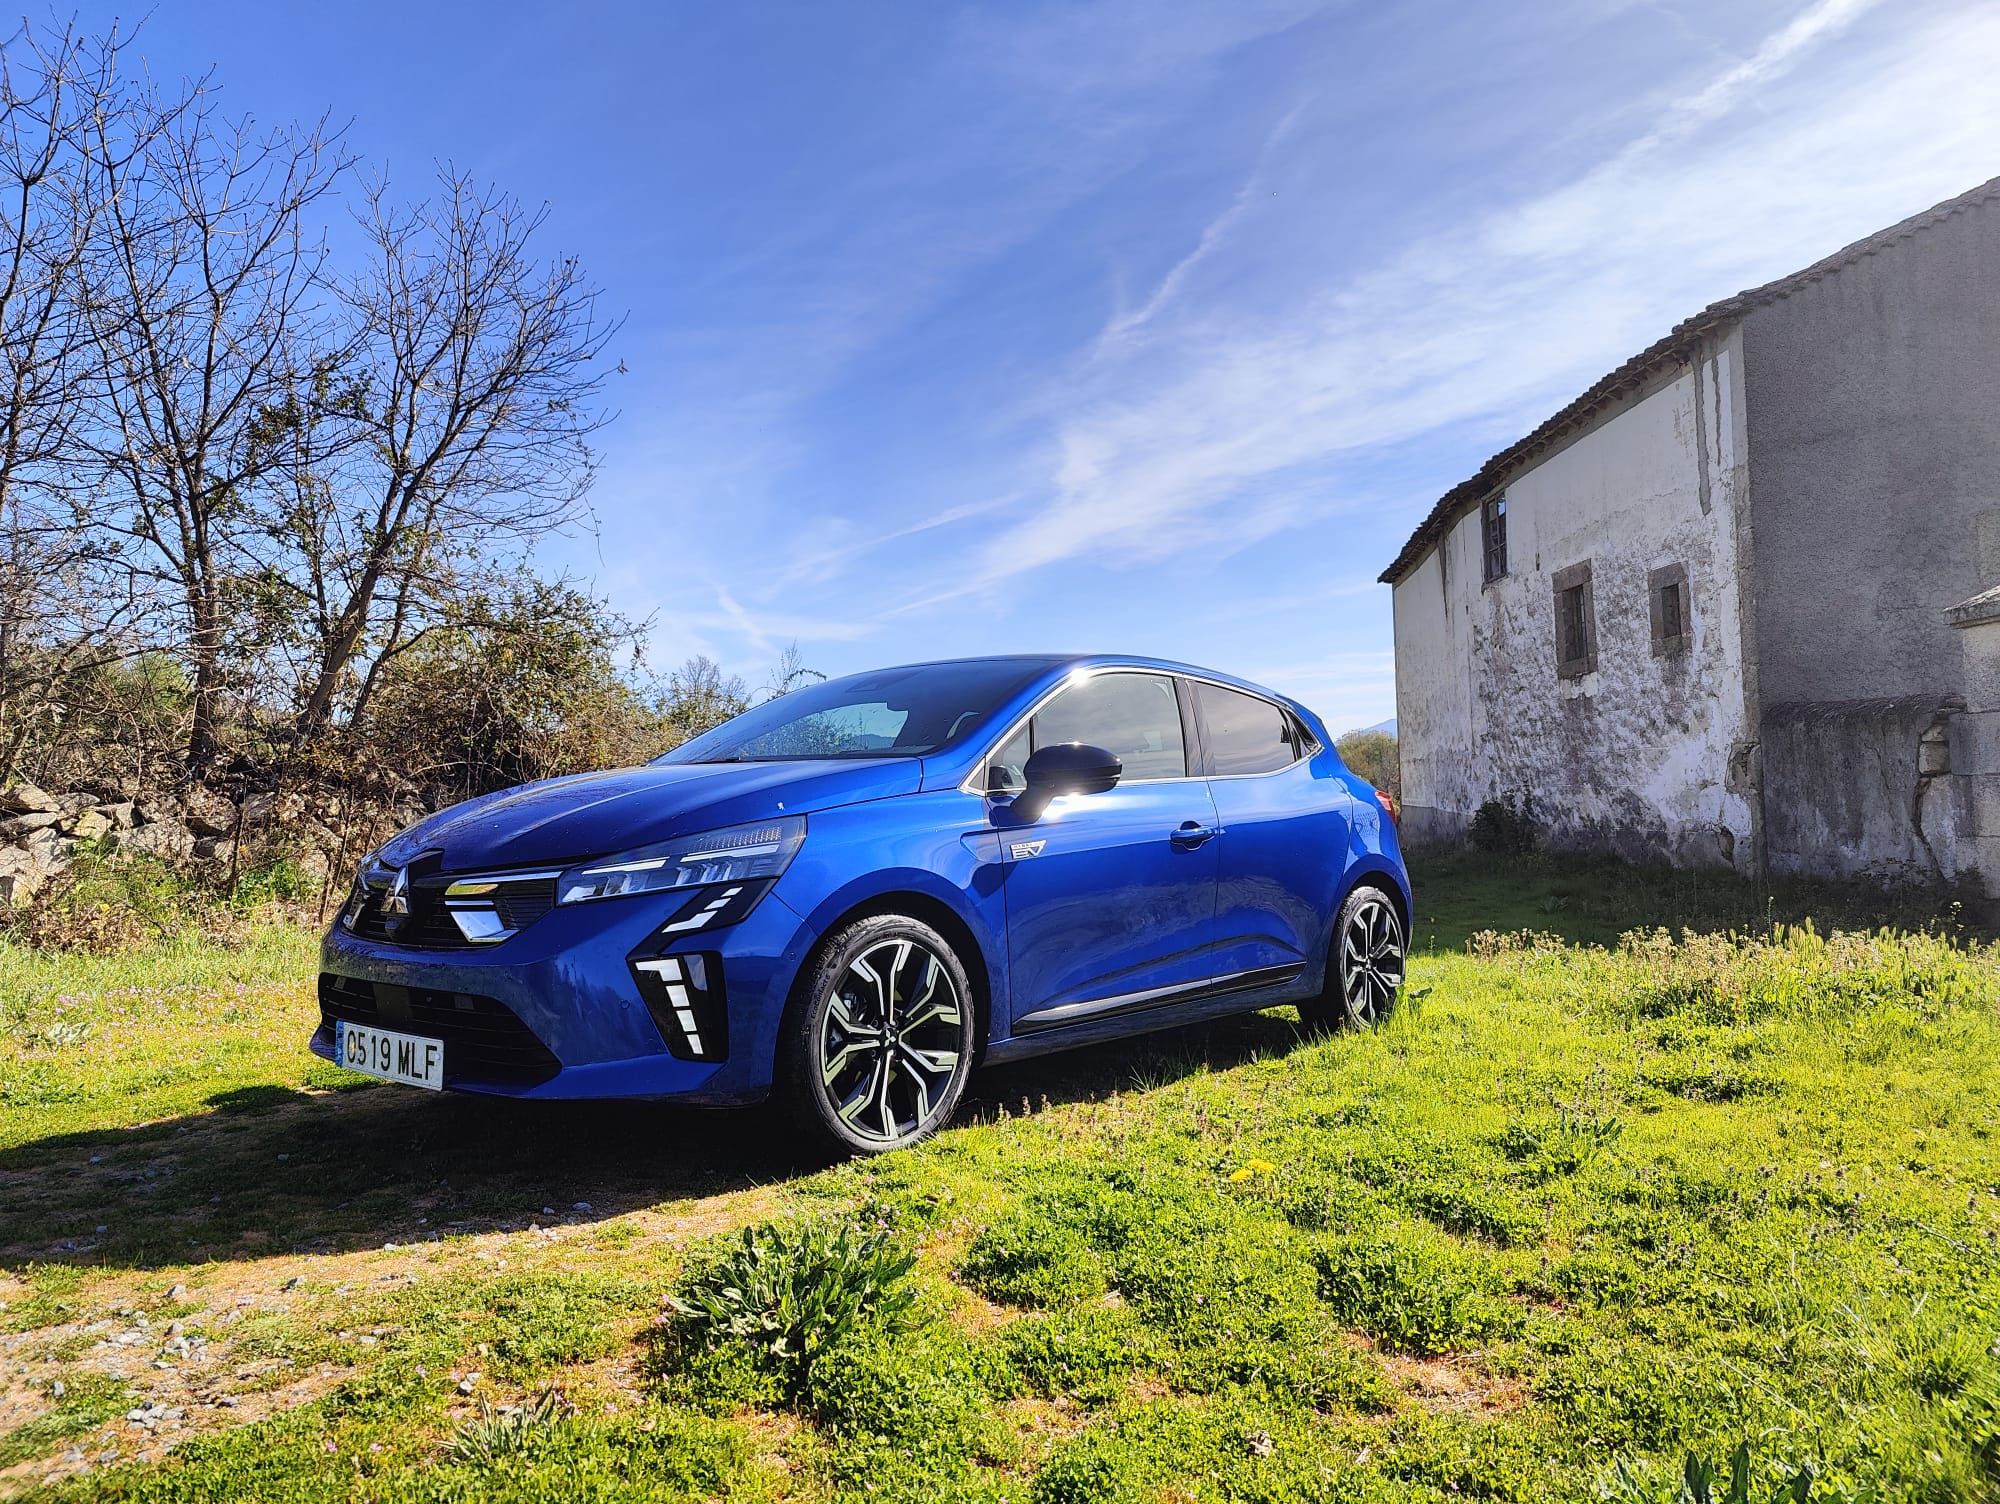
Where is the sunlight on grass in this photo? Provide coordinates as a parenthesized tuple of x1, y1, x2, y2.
(1, 855, 1997, 1501)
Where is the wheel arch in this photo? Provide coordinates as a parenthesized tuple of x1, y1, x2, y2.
(1340, 859, 1411, 935)
(787, 888, 996, 1056)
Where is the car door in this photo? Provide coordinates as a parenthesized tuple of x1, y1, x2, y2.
(987, 671, 1222, 1033)
(1191, 678, 1350, 988)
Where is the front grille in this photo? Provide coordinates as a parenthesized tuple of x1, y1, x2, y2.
(318, 973, 561, 1086)
(346, 872, 558, 949)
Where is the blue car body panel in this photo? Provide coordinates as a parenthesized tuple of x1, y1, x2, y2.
(313, 653, 1411, 1104)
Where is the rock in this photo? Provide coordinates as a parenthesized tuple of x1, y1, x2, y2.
(0, 850, 44, 906)
(0, 783, 57, 813)
(67, 808, 113, 842)
(0, 827, 73, 904)
(96, 802, 136, 829)
(27, 827, 74, 867)
(126, 821, 195, 862)
(180, 786, 237, 837)
(0, 809, 63, 838)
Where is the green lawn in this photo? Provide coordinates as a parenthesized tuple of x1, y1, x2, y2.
(1, 851, 1996, 1501)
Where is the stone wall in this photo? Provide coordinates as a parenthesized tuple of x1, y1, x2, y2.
(0, 782, 362, 907)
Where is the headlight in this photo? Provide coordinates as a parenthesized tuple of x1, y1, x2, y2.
(556, 816, 806, 905)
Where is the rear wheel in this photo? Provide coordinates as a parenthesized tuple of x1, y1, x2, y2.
(778, 913, 976, 1156)
(1301, 885, 1405, 1032)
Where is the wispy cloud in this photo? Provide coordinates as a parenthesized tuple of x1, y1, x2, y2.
(928, 0, 1998, 600)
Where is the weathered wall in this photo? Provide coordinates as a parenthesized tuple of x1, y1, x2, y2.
(1742, 195, 2000, 883)
(1392, 329, 1758, 869)
(1760, 697, 1964, 884)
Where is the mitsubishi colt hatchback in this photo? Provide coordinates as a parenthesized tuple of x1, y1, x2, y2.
(314, 655, 1411, 1154)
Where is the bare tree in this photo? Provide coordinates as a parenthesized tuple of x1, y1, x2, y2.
(0, 21, 161, 781)
(276, 168, 618, 747)
(762, 639, 824, 701)
(662, 654, 748, 741)
(82, 84, 349, 773)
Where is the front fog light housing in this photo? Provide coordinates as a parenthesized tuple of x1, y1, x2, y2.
(556, 816, 806, 905)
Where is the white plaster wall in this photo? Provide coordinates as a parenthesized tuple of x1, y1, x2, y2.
(1392, 329, 1758, 870)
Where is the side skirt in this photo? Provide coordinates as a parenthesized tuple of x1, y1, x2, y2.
(1008, 968, 1304, 1040)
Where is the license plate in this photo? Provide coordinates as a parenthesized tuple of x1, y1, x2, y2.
(335, 1021, 444, 1091)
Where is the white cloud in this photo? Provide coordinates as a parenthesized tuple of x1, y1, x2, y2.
(939, 0, 2000, 598)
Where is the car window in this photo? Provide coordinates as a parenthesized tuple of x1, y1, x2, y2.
(1194, 682, 1301, 776)
(1033, 673, 1187, 781)
(656, 658, 1053, 763)
(986, 723, 1031, 792)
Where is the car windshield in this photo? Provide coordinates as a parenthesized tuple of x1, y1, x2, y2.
(655, 659, 1056, 764)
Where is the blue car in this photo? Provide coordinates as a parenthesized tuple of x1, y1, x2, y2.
(314, 655, 1410, 1154)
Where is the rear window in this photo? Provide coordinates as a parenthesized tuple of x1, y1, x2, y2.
(1194, 682, 1304, 776)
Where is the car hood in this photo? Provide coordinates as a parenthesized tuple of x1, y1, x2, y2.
(377, 758, 922, 873)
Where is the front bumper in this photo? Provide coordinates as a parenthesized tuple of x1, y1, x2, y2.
(312, 880, 819, 1104)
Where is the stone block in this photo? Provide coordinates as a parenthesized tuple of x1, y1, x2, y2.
(67, 808, 113, 842)
(0, 810, 62, 839)
(125, 821, 196, 862)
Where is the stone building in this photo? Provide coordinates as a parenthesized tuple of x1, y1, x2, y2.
(1381, 175, 2000, 890)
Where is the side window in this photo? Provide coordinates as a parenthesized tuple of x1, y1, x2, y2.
(1032, 673, 1187, 781)
(1195, 682, 1300, 776)
(985, 723, 1031, 793)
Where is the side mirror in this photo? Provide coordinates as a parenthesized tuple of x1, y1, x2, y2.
(1010, 742, 1121, 823)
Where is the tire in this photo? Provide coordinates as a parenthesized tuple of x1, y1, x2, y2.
(1300, 884, 1406, 1033)
(777, 912, 977, 1157)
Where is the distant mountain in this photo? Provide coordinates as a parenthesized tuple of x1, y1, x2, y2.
(1340, 718, 1397, 739)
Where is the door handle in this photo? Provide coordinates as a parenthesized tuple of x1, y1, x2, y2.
(1169, 821, 1219, 849)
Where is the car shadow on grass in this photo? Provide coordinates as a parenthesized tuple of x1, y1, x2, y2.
(0, 1081, 806, 1274)
(0, 1008, 1320, 1274)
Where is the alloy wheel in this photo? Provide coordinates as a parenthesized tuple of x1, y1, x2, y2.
(1340, 892, 1405, 1025)
(816, 937, 965, 1145)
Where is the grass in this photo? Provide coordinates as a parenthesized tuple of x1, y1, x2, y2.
(0, 849, 1996, 1500)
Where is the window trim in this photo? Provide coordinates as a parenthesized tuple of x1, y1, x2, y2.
(1481, 493, 1509, 584)
(1552, 559, 1597, 679)
(961, 667, 1312, 794)
(1187, 677, 1317, 780)
(1649, 562, 1691, 658)
(962, 667, 1199, 794)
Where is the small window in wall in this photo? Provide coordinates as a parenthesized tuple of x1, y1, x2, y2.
(1481, 495, 1508, 583)
(1649, 563, 1691, 657)
(1553, 560, 1597, 679)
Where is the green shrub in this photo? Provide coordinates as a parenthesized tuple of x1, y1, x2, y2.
(1471, 790, 1539, 854)
(656, 1214, 916, 1402)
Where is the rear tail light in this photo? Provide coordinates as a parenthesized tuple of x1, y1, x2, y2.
(1375, 788, 1399, 827)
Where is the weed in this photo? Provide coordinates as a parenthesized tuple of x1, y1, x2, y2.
(446, 1386, 575, 1465)
(657, 1214, 916, 1400)
(1316, 1229, 1498, 1354)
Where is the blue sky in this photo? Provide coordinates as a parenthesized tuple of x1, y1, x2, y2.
(98, 0, 2000, 729)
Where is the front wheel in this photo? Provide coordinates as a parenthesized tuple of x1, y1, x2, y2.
(1300, 885, 1406, 1032)
(777, 913, 976, 1157)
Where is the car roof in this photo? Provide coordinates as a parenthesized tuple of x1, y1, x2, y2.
(856, 653, 1314, 720)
